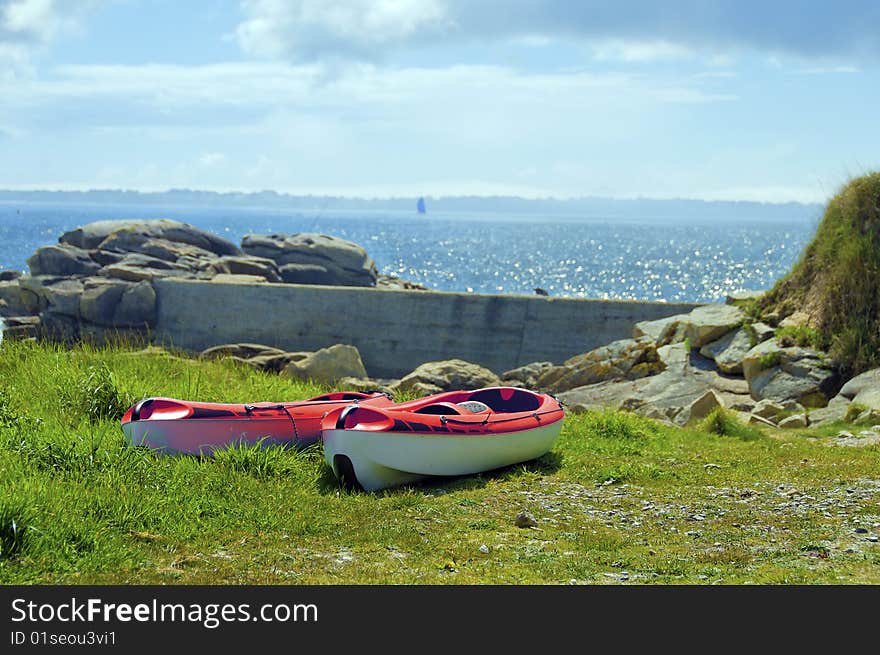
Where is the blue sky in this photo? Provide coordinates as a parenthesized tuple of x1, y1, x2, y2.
(1, 0, 878, 202)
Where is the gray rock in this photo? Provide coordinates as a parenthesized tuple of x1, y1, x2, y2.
(741, 339, 839, 406)
(240, 352, 310, 373)
(752, 399, 786, 420)
(97, 232, 219, 263)
(806, 402, 849, 426)
(100, 253, 182, 282)
(79, 279, 157, 328)
(336, 376, 396, 395)
(673, 389, 724, 427)
(851, 388, 880, 411)
(0, 270, 20, 281)
(389, 359, 500, 395)
(536, 337, 664, 393)
(62, 219, 241, 256)
(633, 313, 690, 342)
(679, 304, 746, 348)
(283, 344, 368, 385)
(748, 414, 777, 427)
(557, 377, 653, 412)
(375, 275, 429, 291)
(725, 289, 765, 304)
(778, 414, 808, 429)
(200, 343, 288, 360)
(700, 327, 751, 374)
(209, 274, 268, 284)
(657, 342, 689, 369)
(279, 263, 339, 285)
(39, 311, 80, 342)
(0, 315, 41, 340)
(115, 281, 158, 328)
(748, 322, 775, 343)
(839, 368, 880, 400)
(634, 304, 744, 348)
(208, 256, 281, 283)
(26, 244, 100, 277)
(515, 510, 538, 528)
(0, 280, 29, 317)
(500, 361, 555, 389)
(242, 233, 377, 287)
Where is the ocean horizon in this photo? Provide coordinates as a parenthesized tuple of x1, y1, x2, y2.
(0, 200, 816, 304)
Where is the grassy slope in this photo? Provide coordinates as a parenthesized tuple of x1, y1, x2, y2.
(1, 340, 878, 584)
(760, 172, 880, 375)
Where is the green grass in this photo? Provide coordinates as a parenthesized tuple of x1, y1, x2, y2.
(775, 325, 826, 351)
(1, 339, 879, 584)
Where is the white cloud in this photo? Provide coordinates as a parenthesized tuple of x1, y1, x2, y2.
(800, 66, 861, 74)
(0, 0, 97, 69)
(591, 40, 693, 63)
(198, 152, 227, 166)
(236, 0, 448, 60)
(234, 1, 880, 63)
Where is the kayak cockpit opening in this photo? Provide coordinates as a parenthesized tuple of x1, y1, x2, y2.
(469, 388, 541, 413)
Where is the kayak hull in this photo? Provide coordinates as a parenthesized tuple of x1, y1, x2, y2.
(321, 387, 564, 491)
(121, 392, 391, 455)
(323, 421, 562, 491)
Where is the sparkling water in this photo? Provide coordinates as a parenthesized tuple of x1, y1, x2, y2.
(0, 202, 814, 303)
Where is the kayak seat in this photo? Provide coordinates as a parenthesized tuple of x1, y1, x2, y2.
(455, 400, 491, 413)
(470, 388, 541, 413)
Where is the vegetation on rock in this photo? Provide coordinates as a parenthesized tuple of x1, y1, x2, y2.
(760, 172, 880, 375)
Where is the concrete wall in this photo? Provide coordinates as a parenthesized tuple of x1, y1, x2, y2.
(154, 278, 699, 378)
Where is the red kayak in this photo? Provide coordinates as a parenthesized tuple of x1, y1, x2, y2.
(321, 387, 565, 491)
(121, 391, 392, 454)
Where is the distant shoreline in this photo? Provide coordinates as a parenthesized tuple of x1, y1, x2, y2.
(0, 189, 823, 223)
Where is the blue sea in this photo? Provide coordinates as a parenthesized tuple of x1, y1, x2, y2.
(0, 202, 816, 303)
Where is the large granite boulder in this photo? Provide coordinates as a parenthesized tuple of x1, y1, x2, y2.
(634, 304, 744, 348)
(0, 280, 29, 317)
(100, 253, 185, 282)
(19, 277, 83, 317)
(741, 339, 839, 407)
(208, 256, 281, 283)
(61, 219, 241, 257)
(242, 233, 378, 287)
(501, 361, 555, 389)
(535, 337, 664, 393)
(200, 343, 309, 372)
(835, 368, 880, 410)
(699, 327, 752, 374)
(389, 359, 501, 396)
(79, 279, 157, 328)
(283, 344, 368, 385)
(26, 244, 101, 277)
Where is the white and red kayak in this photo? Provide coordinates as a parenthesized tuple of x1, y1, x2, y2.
(321, 387, 565, 491)
(121, 391, 392, 454)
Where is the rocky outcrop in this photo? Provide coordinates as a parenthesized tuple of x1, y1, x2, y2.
(199, 343, 309, 373)
(741, 339, 839, 407)
(389, 359, 501, 396)
(283, 344, 368, 385)
(61, 219, 241, 256)
(242, 233, 378, 287)
(837, 367, 880, 410)
(535, 337, 664, 393)
(27, 244, 101, 277)
(375, 275, 428, 291)
(699, 327, 751, 374)
(208, 256, 281, 283)
(501, 361, 555, 389)
(2, 219, 419, 349)
(634, 304, 744, 348)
